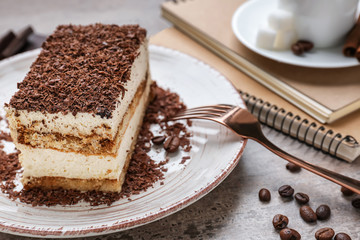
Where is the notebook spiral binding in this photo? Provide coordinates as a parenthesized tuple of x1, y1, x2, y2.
(239, 91, 359, 159)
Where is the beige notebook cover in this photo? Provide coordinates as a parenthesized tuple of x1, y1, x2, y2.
(161, 0, 360, 124)
(150, 28, 360, 162)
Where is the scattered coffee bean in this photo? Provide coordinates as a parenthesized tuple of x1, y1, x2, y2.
(297, 40, 314, 51)
(291, 43, 304, 56)
(279, 228, 301, 240)
(286, 162, 301, 172)
(299, 205, 317, 222)
(351, 197, 360, 208)
(341, 186, 354, 196)
(316, 204, 331, 220)
(258, 188, 271, 202)
(335, 232, 352, 240)
(151, 135, 166, 145)
(315, 227, 335, 240)
(278, 185, 294, 198)
(291, 40, 314, 56)
(163, 136, 180, 153)
(272, 214, 289, 230)
(295, 192, 309, 204)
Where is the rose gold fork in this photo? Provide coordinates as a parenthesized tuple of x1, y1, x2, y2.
(171, 104, 360, 195)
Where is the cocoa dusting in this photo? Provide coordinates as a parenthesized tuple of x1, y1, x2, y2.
(0, 83, 192, 206)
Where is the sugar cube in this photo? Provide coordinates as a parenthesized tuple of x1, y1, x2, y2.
(268, 9, 294, 31)
(274, 29, 297, 50)
(255, 26, 277, 50)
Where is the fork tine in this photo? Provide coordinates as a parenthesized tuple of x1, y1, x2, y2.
(171, 114, 218, 121)
(173, 112, 222, 118)
(171, 104, 235, 121)
(180, 108, 227, 115)
(185, 104, 233, 111)
(176, 104, 234, 115)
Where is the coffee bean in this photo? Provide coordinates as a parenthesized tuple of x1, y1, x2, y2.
(163, 136, 180, 153)
(299, 205, 317, 222)
(151, 135, 166, 145)
(258, 188, 271, 202)
(316, 204, 331, 220)
(286, 162, 301, 172)
(272, 214, 289, 230)
(297, 40, 314, 51)
(341, 186, 354, 196)
(279, 228, 301, 240)
(291, 43, 304, 56)
(315, 227, 335, 240)
(351, 197, 360, 208)
(335, 232, 352, 240)
(278, 185, 294, 198)
(295, 192, 309, 204)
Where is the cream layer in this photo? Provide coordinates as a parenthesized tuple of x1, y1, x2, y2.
(19, 76, 152, 182)
(5, 41, 148, 141)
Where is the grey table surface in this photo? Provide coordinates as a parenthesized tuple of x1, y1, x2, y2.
(0, 0, 359, 239)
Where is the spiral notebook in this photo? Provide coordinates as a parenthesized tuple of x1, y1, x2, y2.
(150, 28, 360, 162)
(158, 0, 360, 162)
(161, 0, 360, 125)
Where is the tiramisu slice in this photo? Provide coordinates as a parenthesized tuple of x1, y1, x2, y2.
(5, 24, 152, 192)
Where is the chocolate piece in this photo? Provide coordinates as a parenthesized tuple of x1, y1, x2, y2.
(180, 156, 191, 164)
(0, 30, 16, 54)
(9, 24, 147, 118)
(0, 26, 33, 60)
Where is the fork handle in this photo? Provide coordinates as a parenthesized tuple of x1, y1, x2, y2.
(253, 134, 360, 195)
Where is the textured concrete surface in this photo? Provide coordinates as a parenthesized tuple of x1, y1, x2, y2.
(0, 1, 359, 239)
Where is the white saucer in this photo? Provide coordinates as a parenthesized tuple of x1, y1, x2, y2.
(231, 0, 360, 68)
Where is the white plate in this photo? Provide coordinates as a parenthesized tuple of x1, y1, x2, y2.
(231, 0, 360, 68)
(0, 45, 246, 238)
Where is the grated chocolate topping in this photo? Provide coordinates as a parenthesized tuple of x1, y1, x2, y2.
(8, 24, 146, 118)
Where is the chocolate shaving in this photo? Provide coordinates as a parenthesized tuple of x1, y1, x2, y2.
(180, 156, 191, 164)
(0, 131, 12, 142)
(8, 24, 147, 118)
(0, 83, 192, 207)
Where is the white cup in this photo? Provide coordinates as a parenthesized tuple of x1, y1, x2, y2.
(279, 0, 359, 48)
